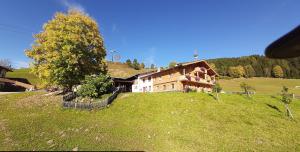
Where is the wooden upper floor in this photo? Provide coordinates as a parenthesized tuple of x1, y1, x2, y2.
(151, 60, 218, 86)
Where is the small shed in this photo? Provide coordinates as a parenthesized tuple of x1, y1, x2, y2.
(112, 75, 139, 92)
(0, 65, 12, 78)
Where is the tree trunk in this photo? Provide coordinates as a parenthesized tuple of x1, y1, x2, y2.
(285, 104, 294, 119)
(247, 91, 251, 97)
(216, 93, 219, 101)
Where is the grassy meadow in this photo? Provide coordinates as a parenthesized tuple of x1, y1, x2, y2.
(219, 77, 300, 95)
(0, 92, 299, 151)
(2, 64, 300, 151)
(6, 68, 42, 88)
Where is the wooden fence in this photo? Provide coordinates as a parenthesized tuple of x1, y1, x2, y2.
(62, 86, 122, 110)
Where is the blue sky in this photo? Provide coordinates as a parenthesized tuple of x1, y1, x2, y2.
(0, 0, 300, 68)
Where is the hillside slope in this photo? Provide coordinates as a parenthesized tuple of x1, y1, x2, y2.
(0, 92, 299, 151)
(219, 77, 300, 95)
(107, 62, 153, 78)
(6, 68, 42, 88)
(5, 62, 152, 89)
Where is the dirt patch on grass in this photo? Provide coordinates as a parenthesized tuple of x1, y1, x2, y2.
(118, 93, 132, 99)
(0, 119, 16, 148)
(15, 94, 61, 108)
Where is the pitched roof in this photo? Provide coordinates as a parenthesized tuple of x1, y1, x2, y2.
(0, 65, 13, 72)
(149, 60, 218, 77)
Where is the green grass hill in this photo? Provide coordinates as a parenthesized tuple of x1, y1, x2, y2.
(5, 62, 153, 88)
(219, 77, 300, 95)
(0, 92, 299, 151)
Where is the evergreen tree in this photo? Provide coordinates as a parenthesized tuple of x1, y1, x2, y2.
(126, 59, 132, 67)
(132, 59, 140, 70)
(150, 64, 155, 69)
(140, 63, 145, 69)
(207, 55, 300, 79)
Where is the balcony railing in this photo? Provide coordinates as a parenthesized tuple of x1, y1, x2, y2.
(179, 75, 215, 85)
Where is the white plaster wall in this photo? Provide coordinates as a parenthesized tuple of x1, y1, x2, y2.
(131, 76, 153, 92)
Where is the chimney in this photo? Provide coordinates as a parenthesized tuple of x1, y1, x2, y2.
(194, 49, 199, 61)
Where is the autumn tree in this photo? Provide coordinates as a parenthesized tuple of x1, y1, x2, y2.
(209, 63, 217, 72)
(272, 65, 284, 78)
(244, 65, 256, 78)
(228, 65, 245, 78)
(26, 10, 106, 89)
(169, 61, 177, 68)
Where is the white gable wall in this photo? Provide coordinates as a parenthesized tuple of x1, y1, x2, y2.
(132, 75, 153, 92)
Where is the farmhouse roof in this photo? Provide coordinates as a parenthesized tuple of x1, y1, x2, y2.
(0, 65, 13, 72)
(149, 60, 218, 77)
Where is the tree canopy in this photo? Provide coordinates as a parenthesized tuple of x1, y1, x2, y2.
(132, 59, 140, 70)
(244, 65, 256, 78)
(208, 55, 300, 79)
(26, 10, 106, 89)
(228, 65, 245, 78)
(126, 59, 132, 67)
(272, 65, 284, 78)
(169, 61, 177, 68)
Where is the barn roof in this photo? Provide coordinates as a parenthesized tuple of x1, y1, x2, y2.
(0, 65, 13, 72)
(150, 60, 218, 77)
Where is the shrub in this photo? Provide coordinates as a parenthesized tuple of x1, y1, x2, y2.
(213, 83, 222, 101)
(281, 86, 294, 119)
(77, 74, 113, 98)
(272, 65, 284, 78)
(240, 82, 255, 97)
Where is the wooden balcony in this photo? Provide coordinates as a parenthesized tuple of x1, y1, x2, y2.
(178, 75, 215, 85)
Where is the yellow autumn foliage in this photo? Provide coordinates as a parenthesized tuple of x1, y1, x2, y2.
(26, 10, 106, 89)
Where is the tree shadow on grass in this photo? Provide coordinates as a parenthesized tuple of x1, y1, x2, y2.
(238, 93, 256, 101)
(265, 103, 281, 113)
(271, 95, 281, 101)
(208, 93, 217, 100)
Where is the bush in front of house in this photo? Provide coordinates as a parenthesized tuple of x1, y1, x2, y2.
(77, 74, 113, 98)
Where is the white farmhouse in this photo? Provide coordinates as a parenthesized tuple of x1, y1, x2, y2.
(132, 72, 155, 92)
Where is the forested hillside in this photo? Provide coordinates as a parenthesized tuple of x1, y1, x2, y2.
(207, 55, 300, 79)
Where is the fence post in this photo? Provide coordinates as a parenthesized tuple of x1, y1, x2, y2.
(292, 93, 295, 99)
